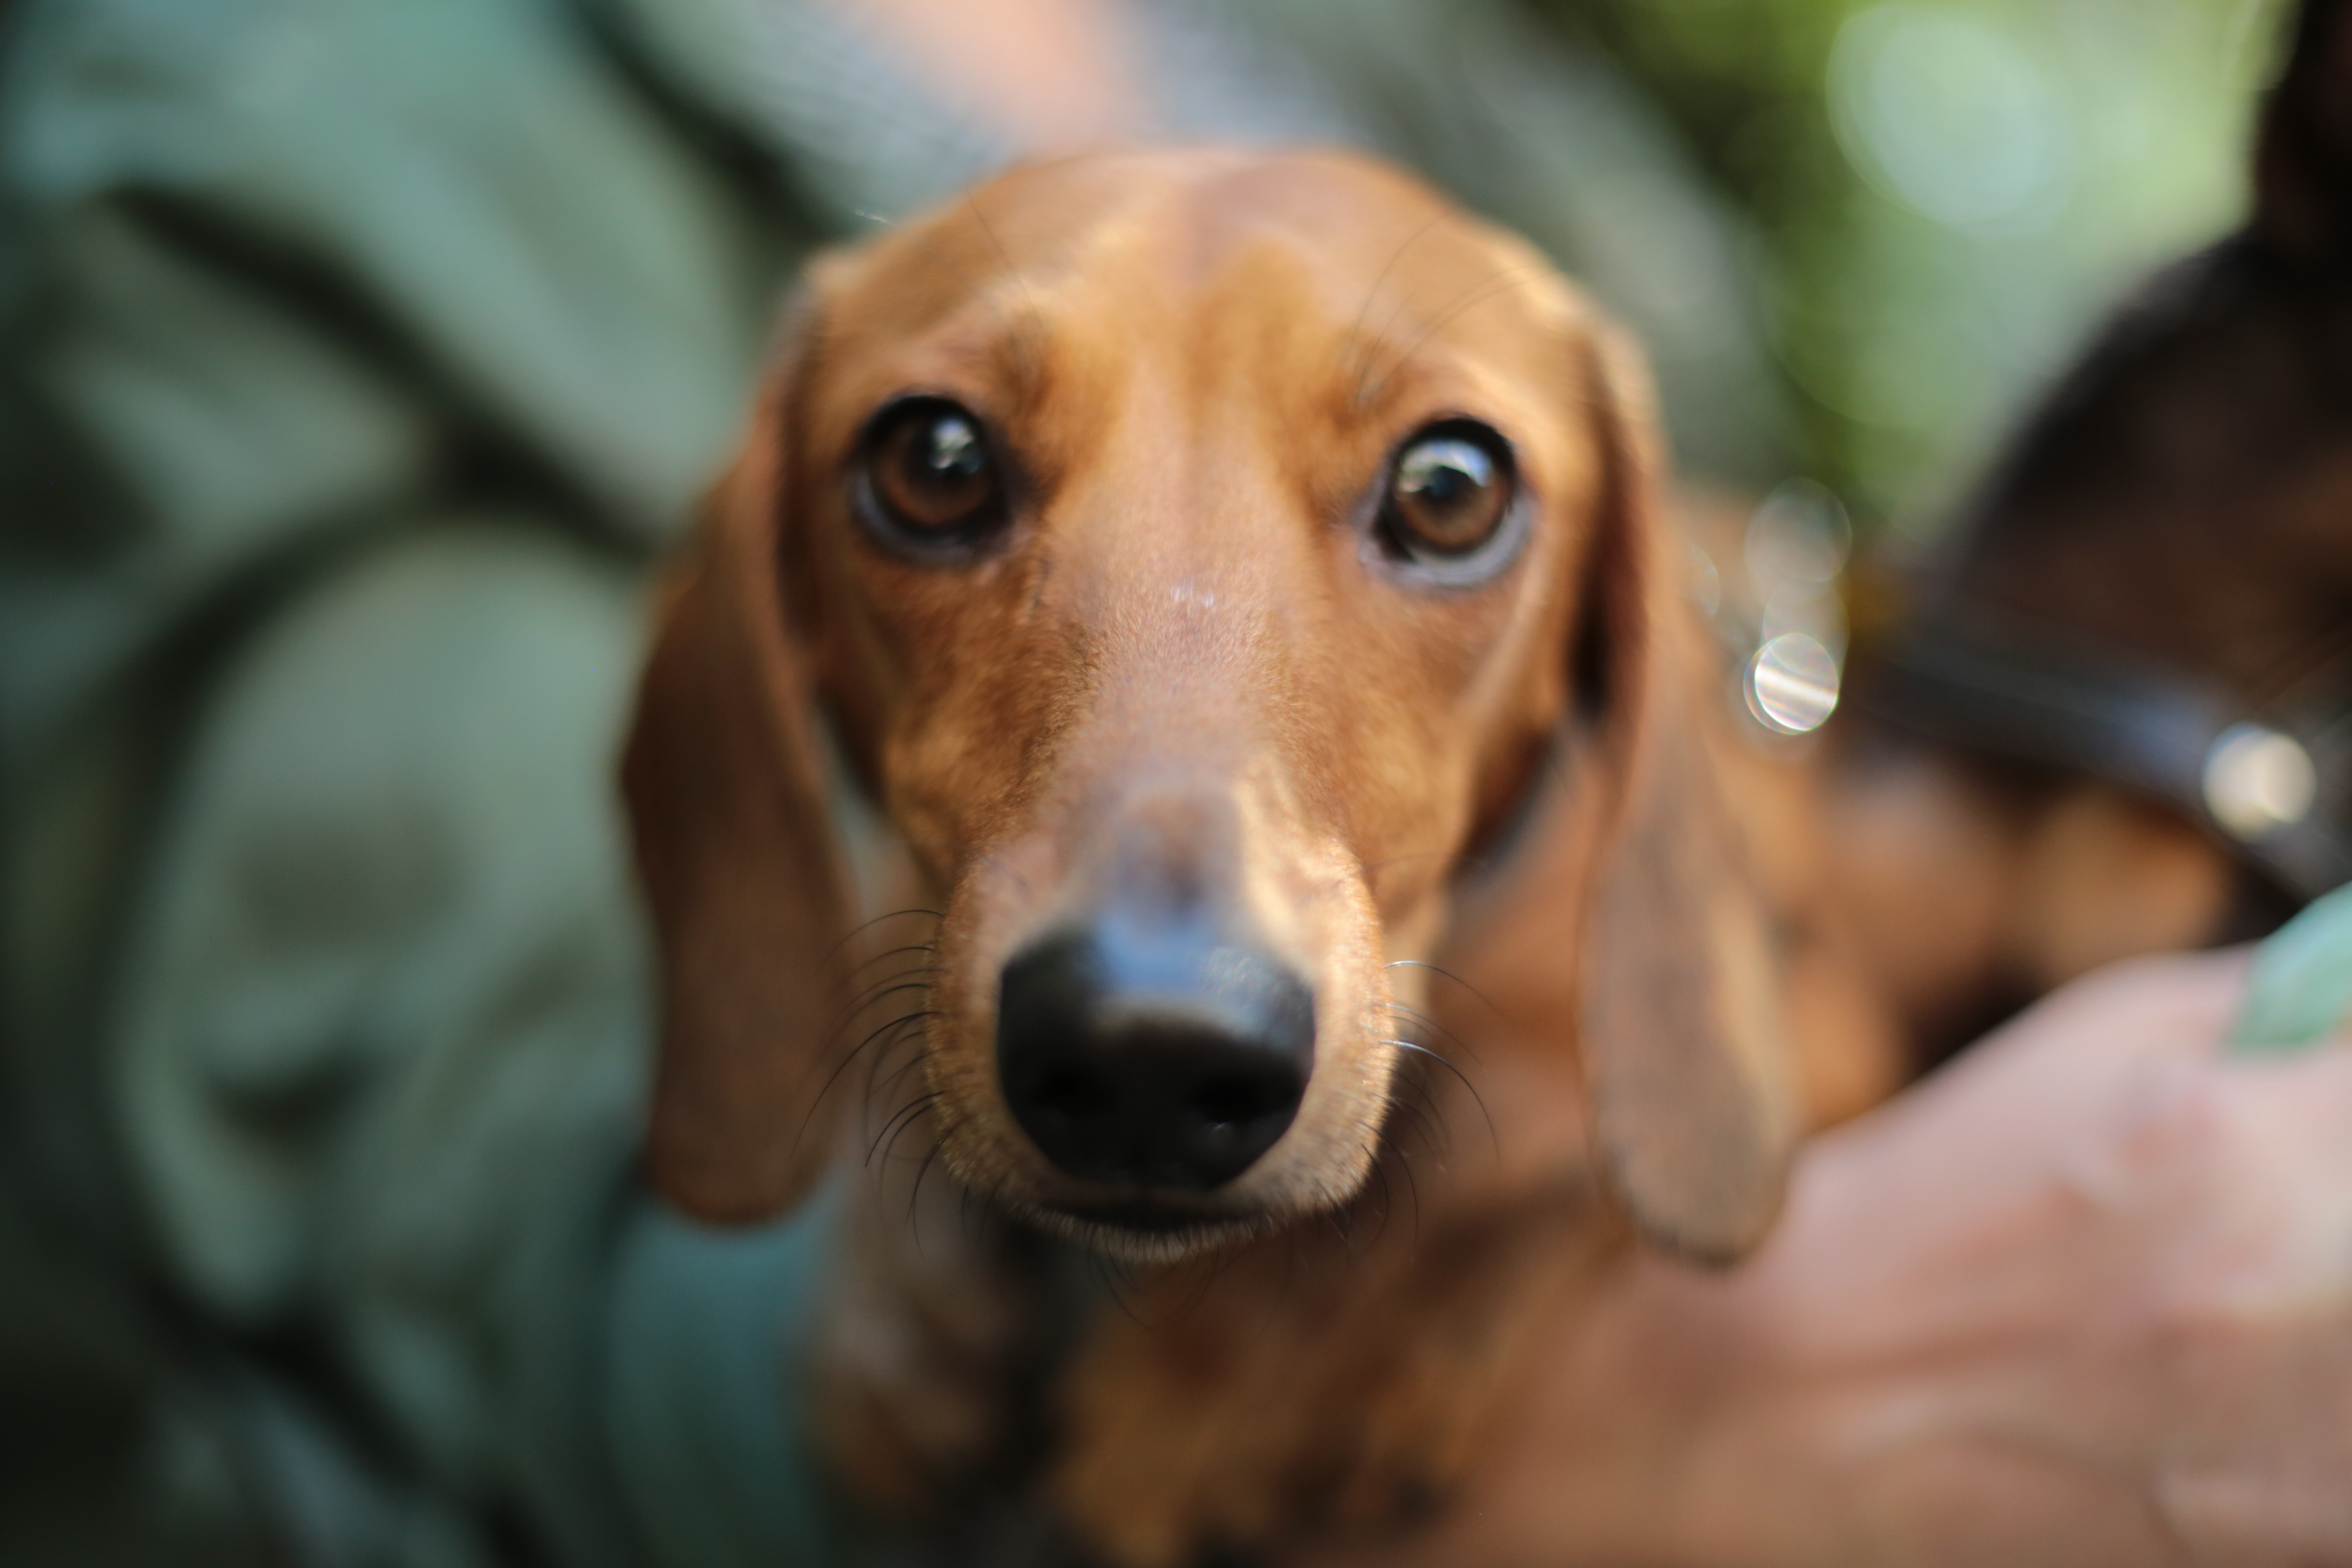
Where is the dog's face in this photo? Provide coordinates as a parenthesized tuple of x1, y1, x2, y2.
(626, 149, 1794, 1262)
(802, 154, 1600, 1248)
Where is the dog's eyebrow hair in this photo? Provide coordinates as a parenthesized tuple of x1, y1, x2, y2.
(1342, 210, 1451, 394)
(856, 207, 1045, 387)
(1356, 266, 1545, 410)
(964, 193, 1048, 388)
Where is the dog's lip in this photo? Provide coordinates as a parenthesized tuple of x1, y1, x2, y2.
(1022, 1196, 1271, 1261)
(1055, 1198, 1249, 1234)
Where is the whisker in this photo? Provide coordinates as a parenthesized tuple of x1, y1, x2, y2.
(1358, 267, 1544, 408)
(1393, 1141, 1424, 1237)
(858, 1010, 939, 1102)
(1381, 1083, 1448, 1163)
(862, 1033, 932, 1107)
(869, 1090, 943, 1168)
(1096, 1249, 1149, 1326)
(822, 971, 945, 1047)
(1383, 959, 1505, 1020)
(1363, 1159, 1396, 1252)
(907, 1139, 946, 1243)
(1380, 999, 1479, 1063)
(825, 908, 946, 964)
(832, 941, 941, 996)
(878, 1110, 933, 1174)
(832, 1002, 936, 1081)
(1353, 247, 1450, 409)
(820, 1009, 925, 1123)
(820, 982, 935, 1069)
(1342, 210, 1450, 388)
(1379, 1038, 1499, 1160)
(795, 1007, 936, 1145)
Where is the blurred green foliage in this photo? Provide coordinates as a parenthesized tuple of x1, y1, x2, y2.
(1528, 0, 2287, 533)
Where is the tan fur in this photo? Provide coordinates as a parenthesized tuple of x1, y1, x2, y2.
(622, 148, 1880, 1564)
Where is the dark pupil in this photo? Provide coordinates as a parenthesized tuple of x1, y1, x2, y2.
(1410, 460, 1471, 506)
(1394, 437, 1499, 550)
(1401, 441, 1490, 507)
(882, 408, 994, 530)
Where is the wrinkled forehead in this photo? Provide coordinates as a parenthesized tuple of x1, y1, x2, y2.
(799, 150, 1589, 439)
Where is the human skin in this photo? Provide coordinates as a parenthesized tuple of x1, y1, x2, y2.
(1310, 949, 2352, 1566)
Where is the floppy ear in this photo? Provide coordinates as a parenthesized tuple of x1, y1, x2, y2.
(1441, 324, 1797, 1263)
(621, 361, 857, 1222)
(1571, 330, 1798, 1261)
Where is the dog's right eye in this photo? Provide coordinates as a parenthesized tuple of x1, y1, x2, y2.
(858, 398, 1006, 546)
(1374, 420, 1521, 578)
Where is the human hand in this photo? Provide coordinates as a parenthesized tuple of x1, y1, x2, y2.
(1311, 949, 2352, 1565)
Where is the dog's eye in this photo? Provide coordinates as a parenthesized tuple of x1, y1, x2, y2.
(1381, 424, 1513, 563)
(860, 398, 1005, 543)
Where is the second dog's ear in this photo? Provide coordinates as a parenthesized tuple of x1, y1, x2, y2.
(1440, 322, 1797, 1263)
(622, 355, 857, 1222)
(2256, 0, 2352, 271)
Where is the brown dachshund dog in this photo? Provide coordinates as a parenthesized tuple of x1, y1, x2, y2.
(621, 148, 1879, 1566)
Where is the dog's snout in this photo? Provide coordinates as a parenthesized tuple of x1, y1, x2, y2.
(996, 924, 1314, 1191)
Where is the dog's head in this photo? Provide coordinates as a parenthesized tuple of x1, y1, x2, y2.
(624, 149, 1794, 1262)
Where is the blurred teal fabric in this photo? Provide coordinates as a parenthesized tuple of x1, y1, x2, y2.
(0, 1, 1782, 1562)
(1, 0, 792, 1559)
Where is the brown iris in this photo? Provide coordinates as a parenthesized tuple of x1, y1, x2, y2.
(860, 397, 1004, 543)
(1382, 424, 1512, 564)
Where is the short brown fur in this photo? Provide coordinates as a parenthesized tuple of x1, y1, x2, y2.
(623, 148, 1870, 1564)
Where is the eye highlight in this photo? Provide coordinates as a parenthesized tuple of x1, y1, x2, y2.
(1379, 421, 1516, 567)
(855, 396, 1008, 550)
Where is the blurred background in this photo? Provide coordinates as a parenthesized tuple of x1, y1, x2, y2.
(1557, 0, 2277, 531)
(0, 0, 2294, 1563)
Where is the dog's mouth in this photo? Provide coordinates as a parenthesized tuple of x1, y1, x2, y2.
(1016, 1192, 1275, 1261)
(1064, 1197, 1251, 1234)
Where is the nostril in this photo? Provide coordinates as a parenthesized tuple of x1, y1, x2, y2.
(1032, 1065, 1113, 1119)
(1189, 1069, 1300, 1130)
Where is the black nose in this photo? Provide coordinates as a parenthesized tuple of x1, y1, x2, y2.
(996, 923, 1315, 1190)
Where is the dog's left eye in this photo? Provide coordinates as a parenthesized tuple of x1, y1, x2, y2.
(1381, 423, 1515, 564)
(858, 397, 1006, 545)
